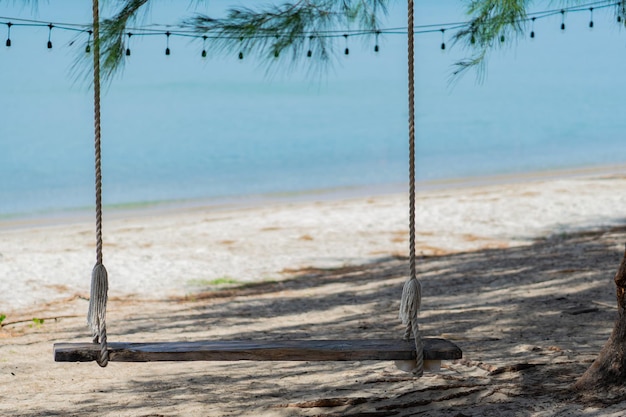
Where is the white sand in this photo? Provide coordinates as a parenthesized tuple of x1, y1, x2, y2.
(2, 171, 626, 314)
(5, 170, 626, 416)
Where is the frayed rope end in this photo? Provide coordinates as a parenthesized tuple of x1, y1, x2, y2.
(87, 263, 108, 339)
(398, 276, 424, 377)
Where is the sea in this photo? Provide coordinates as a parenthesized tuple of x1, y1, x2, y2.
(1, 1, 626, 219)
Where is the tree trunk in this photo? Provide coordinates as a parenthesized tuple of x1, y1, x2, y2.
(573, 246, 626, 391)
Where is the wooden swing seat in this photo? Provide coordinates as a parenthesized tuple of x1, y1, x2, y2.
(54, 338, 461, 363)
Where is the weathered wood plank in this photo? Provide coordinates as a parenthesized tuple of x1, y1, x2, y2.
(53, 338, 461, 363)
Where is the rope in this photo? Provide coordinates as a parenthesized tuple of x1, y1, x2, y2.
(86, 0, 109, 368)
(407, 0, 417, 273)
(398, 0, 423, 377)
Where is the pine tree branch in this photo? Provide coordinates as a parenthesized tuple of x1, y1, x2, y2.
(71, 0, 151, 84)
(99, 0, 150, 80)
(185, 0, 389, 68)
(452, 0, 529, 80)
(70, 0, 389, 81)
(452, 0, 626, 80)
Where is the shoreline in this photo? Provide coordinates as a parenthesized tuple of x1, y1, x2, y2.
(3, 162, 626, 231)
(0, 183, 406, 231)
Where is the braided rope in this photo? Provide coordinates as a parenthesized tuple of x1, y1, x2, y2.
(411, 316, 423, 374)
(398, 0, 423, 377)
(87, 0, 109, 368)
(93, 2, 103, 269)
(407, 0, 416, 279)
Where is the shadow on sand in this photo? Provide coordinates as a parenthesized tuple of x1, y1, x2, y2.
(22, 225, 626, 416)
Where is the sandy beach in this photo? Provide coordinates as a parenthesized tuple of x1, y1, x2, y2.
(3, 169, 626, 416)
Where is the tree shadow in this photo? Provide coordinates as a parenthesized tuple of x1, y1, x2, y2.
(32, 225, 626, 416)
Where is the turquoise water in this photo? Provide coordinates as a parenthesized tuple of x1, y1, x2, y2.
(1, 2, 626, 217)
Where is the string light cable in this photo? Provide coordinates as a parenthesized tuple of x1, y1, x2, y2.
(0, 0, 622, 54)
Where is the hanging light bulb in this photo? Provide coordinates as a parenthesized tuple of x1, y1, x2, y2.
(47, 23, 53, 49)
(530, 17, 536, 39)
(307, 35, 313, 57)
(440, 28, 445, 50)
(589, 7, 594, 29)
(5, 22, 12, 47)
(343, 34, 349, 55)
(201, 35, 207, 58)
(374, 30, 380, 52)
(125, 32, 132, 56)
(238, 36, 244, 60)
(165, 31, 171, 56)
(560, 10, 566, 31)
(85, 30, 92, 53)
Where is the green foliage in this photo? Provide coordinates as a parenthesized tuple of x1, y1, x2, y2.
(93, 0, 389, 80)
(0, 314, 5, 326)
(208, 277, 239, 286)
(72, 0, 149, 83)
(186, 0, 388, 69)
(453, 0, 529, 79)
(188, 277, 240, 287)
(31, 318, 44, 327)
(97, 0, 150, 81)
(454, 1, 626, 79)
